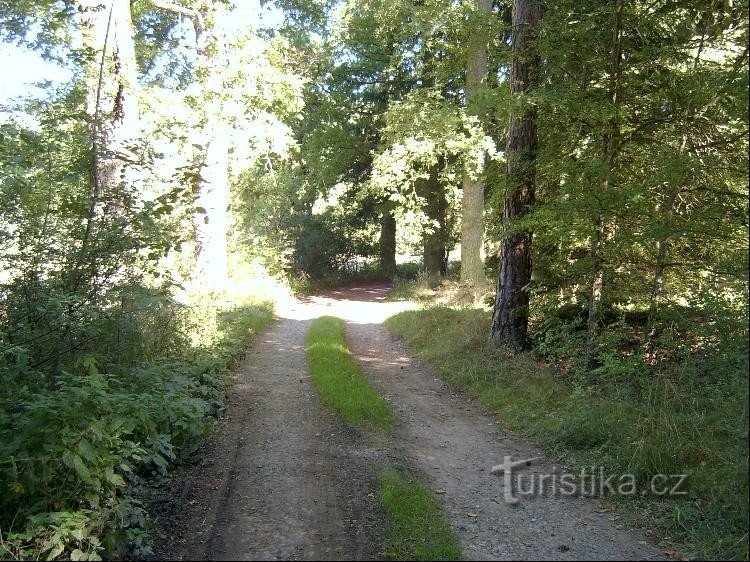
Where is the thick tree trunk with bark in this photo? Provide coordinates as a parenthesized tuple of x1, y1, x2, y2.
(460, 0, 492, 286)
(418, 165, 448, 288)
(416, 47, 448, 288)
(80, 0, 140, 216)
(490, 0, 542, 349)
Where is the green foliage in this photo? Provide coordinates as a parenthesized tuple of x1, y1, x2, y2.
(370, 89, 496, 204)
(1, 0, 748, 559)
(378, 469, 463, 561)
(306, 316, 394, 429)
(0, 297, 274, 560)
(0, 87, 276, 554)
(386, 306, 749, 560)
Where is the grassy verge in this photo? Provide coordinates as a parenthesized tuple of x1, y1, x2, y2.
(385, 306, 749, 560)
(378, 470, 463, 561)
(306, 316, 395, 429)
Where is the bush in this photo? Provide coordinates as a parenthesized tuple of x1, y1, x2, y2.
(0, 294, 274, 560)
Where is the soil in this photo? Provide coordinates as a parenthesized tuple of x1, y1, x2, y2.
(149, 282, 669, 561)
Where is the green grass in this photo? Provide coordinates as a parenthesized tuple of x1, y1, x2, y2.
(306, 317, 462, 560)
(378, 469, 463, 561)
(306, 316, 395, 429)
(385, 306, 749, 561)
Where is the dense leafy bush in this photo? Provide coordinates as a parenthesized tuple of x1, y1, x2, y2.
(0, 297, 273, 560)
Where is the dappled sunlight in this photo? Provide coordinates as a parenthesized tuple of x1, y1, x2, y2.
(0, 0, 746, 557)
(277, 283, 420, 324)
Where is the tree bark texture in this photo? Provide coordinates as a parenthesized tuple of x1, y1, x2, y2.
(80, 0, 140, 207)
(460, 0, 492, 286)
(586, 0, 623, 367)
(490, 0, 542, 349)
(379, 203, 397, 277)
(418, 165, 448, 289)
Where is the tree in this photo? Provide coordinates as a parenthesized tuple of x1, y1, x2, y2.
(490, 0, 542, 348)
(460, 0, 492, 286)
(148, 0, 230, 291)
(584, 0, 623, 366)
(79, 0, 140, 206)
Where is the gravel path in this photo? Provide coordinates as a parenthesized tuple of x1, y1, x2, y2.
(150, 282, 668, 561)
(339, 289, 666, 560)
(150, 311, 387, 560)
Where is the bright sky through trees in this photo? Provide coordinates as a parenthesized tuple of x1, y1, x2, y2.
(0, 1, 284, 106)
(0, 42, 71, 104)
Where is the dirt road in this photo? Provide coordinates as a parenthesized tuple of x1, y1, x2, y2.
(150, 283, 666, 561)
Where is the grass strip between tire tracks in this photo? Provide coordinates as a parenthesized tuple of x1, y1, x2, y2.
(306, 315, 394, 430)
(306, 315, 463, 560)
(378, 469, 463, 561)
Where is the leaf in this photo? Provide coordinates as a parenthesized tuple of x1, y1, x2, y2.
(72, 455, 91, 482)
(70, 549, 85, 561)
(105, 467, 126, 488)
(77, 438, 96, 462)
(64, 451, 98, 487)
(46, 542, 65, 560)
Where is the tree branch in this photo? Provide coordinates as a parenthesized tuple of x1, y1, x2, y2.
(149, 0, 206, 39)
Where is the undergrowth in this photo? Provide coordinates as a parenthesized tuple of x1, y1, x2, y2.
(385, 306, 749, 560)
(0, 294, 274, 560)
(290, 261, 422, 296)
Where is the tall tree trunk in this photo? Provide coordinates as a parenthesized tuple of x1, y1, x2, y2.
(460, 0, 492, 286)
(490, 0, 542, 349)
(379, 202, 397, 278)
(80, 0, 140, 226)
(649, 227, 670, 318)
(192, 6, 230, 292)
(586, 0, 623, 367)
(416, 44, 448, 288)
(153, 0, 232, 291)
(72, 0, 140, 294)
(418, 164, 447, 289)
(193, 131, 229, 291)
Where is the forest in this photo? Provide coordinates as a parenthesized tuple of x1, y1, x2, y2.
(0, 0, 747, 560)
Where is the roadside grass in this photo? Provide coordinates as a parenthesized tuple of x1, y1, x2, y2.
(385, 278, 496, 315)
(306, 316, 395, 430)
(378, 469, 463, 561)
(385, 306, 749, 561)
